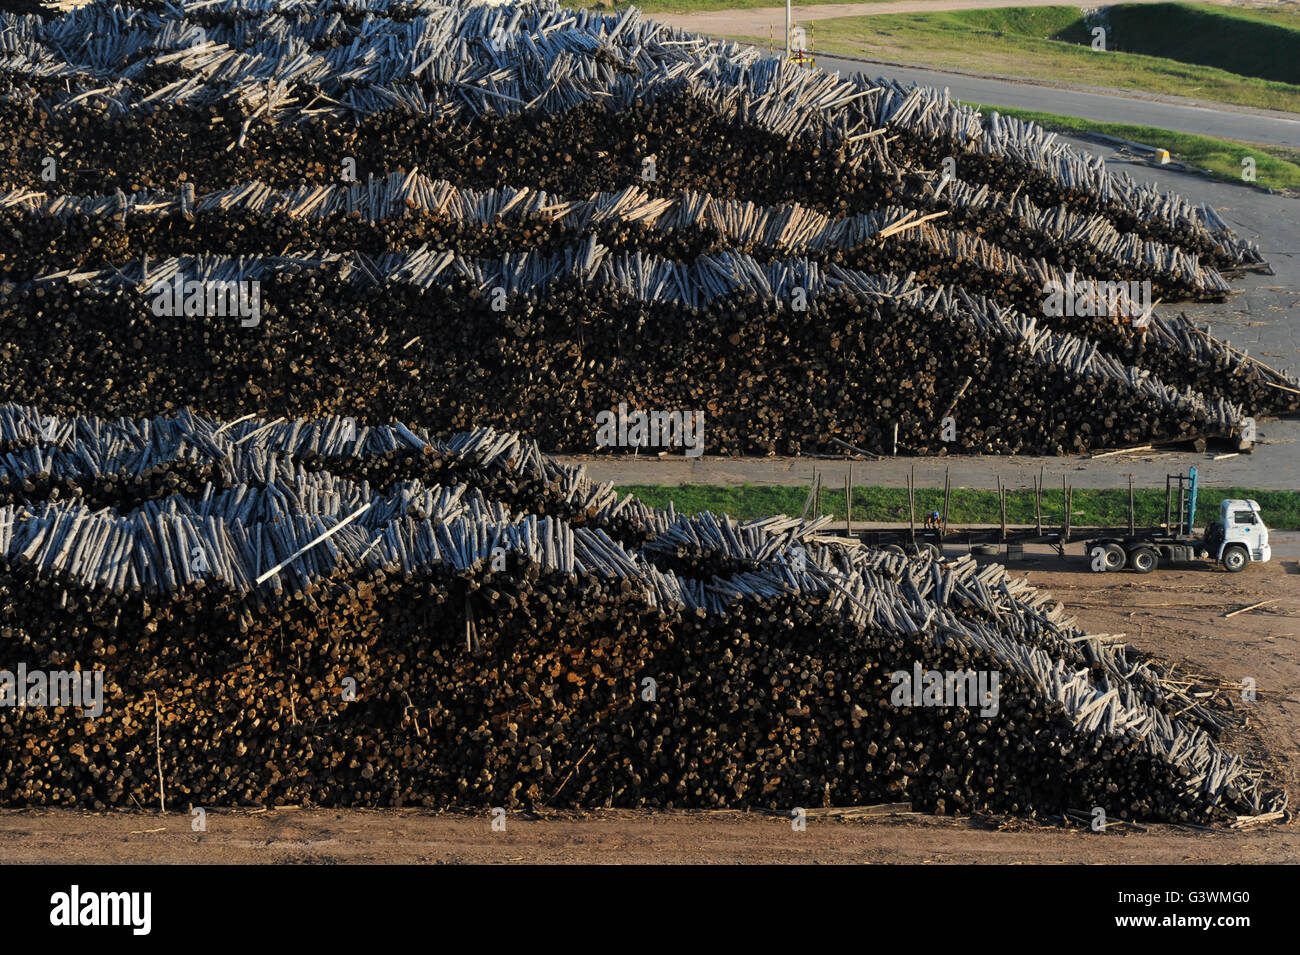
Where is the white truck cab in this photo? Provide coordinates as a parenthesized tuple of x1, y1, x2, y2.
(1211, 499, 1271, 572)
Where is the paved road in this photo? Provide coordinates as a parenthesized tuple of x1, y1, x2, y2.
(558, 441, 1300, 491)
(808, 53, 1300, 149)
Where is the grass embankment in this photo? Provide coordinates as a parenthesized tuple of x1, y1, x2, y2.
(1099, 3, 1300, 87)
(721, 5, 1300, 114)
(617, 484, 1300, 530)
(627, 0, 904, 14)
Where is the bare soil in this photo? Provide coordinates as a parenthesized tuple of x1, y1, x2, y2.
(2, 555, 1296, 864)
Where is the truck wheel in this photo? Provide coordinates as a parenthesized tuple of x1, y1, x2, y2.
(919, 543, 941, 561)
(1128, 546, 1157, 574)
(1089, 545, 1123, 572)
(881, 544, 906, 557)
(1222, 545, 1248, 573)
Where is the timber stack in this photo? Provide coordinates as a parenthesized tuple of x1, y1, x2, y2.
(0, 0, 1294, 455)
(0, 404, 1286, 823)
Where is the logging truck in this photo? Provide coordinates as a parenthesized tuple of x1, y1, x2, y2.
(829, 466, 1270, 574)
(1085, 468, 1271, 574)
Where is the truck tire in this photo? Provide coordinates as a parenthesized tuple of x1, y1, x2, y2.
(1128, 546, 1157, 574)
(1088, 544, 1123, 572)
(1222, 545, 1248, 573)
(972, 544, 999, 556)
(919, 543, 942, 561)
(881, 544, 906, 557)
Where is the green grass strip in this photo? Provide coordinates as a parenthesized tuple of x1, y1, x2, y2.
(616, 484, 1300, 530)
(1081, 4, 1300, 87)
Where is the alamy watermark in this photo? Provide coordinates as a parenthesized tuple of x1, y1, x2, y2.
(150, 272, 262, 327)
(595, 403, 704, 458)
(49, 885, 150, 935)
(0, 664, 104, 718)
(1042, 275, 1153, 324)
(889, 662, 1001, 717)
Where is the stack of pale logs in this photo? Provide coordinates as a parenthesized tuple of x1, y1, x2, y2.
(0, 0, 1291, 456)
(0, 405, 1285, 823)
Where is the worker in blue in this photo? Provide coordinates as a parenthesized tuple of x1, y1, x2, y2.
(925, 509, 941, 530)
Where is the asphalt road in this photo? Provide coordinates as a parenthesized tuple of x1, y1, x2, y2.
(805, 53, 1300, 149)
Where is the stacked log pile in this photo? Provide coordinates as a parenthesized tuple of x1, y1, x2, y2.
(0, 177, 1230, 300)
(0, 405, 1285, 822)
(0, 0, 52, 17)
(0, 0, 1292, 455)
(0, 252, 1260, 454)
(2, 176, 1290, 423)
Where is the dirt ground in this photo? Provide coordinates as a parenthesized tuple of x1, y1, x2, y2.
(2, 553, 1297, 864)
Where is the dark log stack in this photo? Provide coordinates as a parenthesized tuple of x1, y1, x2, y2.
(0, 0, 1292, 457)
(0, 0, 52, 17)
(0, 405, 1285, 823)
(0, 259, 1264, 454)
